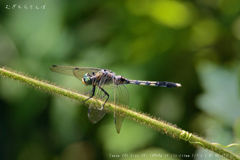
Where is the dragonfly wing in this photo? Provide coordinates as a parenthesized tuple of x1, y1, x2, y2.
(88, 106, 107, 123)
(50, 65, 101, 80)
(115, 115, 124, 134)
(95, 74, 129, 134)
(113, 84, 129, 134)
(73, 67, 101, 81)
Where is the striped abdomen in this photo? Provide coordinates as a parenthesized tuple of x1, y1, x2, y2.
(127, 80, 181, 88)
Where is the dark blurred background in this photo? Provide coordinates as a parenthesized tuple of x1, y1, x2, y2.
(0, 0, 240, 160)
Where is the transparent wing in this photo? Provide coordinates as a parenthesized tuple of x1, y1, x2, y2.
(87, 74, 109, 123)
(50, 65, 101, 80)
(87, 101, 107, 124)
(91, 75, 129, 134)
(113, 84, 129, 134)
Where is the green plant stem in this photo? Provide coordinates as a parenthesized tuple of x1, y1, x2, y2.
(0, 66, 239, 160)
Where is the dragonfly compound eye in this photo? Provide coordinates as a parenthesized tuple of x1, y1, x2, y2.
(82, 73, 92, 86)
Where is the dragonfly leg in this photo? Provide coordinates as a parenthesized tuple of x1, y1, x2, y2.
(98, 86, 109, 110)
(84, 90, 93, 95)
(100, 94, 106, 99)
(84, 85, 96, 102)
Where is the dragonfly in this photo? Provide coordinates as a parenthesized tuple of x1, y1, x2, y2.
(50, 65, 181, 133)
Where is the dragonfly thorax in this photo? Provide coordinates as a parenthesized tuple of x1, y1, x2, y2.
(82, 73, 92, 86)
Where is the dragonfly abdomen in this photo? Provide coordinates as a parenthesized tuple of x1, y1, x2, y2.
(128, 80, 181, 88)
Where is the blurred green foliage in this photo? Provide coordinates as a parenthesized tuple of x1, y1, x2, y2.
(0, 0, 240, 160)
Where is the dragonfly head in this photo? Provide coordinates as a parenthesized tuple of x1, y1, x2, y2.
(82, 73, 92, 86)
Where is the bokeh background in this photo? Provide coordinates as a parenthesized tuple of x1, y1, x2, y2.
(0, 0, 240, 160)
